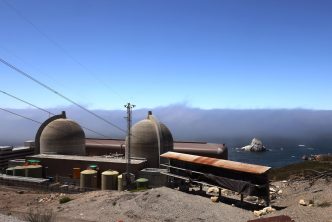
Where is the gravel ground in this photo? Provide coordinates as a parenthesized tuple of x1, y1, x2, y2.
(269, 179, 332, 222)
(0, 213, 26, 222)
(53, 187, 257, 222)
(0, 179, 331, 222)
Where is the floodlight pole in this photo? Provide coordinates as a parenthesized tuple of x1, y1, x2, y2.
(124, 102, 135, 186)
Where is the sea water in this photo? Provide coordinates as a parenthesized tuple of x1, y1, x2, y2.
(228, 145, 331, 168)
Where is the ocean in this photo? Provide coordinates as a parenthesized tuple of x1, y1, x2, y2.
(228, 145, 331, 168)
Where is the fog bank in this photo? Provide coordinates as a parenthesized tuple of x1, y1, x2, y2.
(1, 105, 332, 147)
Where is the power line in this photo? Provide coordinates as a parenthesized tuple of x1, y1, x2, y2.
(2, 0, 127, 101)
(0, 57, 127, 134)
(1, 108, 120, 149)
(0, 89, 53, 116)
(0, 44, 94, 104)
(0, 107, 42, 125)
(0, 89, 110, 138)
(0, 107, 99, 140)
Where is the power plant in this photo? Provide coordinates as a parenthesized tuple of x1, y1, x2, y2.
(1, 110, 226, 181)
(0, 110, 270, 205)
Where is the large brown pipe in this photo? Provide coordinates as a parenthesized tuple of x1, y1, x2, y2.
(173, 146, 228, 159)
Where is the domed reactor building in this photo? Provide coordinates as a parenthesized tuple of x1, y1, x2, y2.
(127, 111, 173, 168)
(40, 118, 86, 155)
(28, 111, 146, 178)
(85, 111, 228, 163)
(24, 110, 227, 180)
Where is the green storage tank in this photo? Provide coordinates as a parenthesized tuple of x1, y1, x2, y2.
(101, 170, 119, 190)
(80, 169, 97, 189)
(25, 165, 43, 178)
(136, 178, 149, 190)
(13, 166, 26, 177)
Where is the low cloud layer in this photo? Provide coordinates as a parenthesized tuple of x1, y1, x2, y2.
(1, 105, 332, 147)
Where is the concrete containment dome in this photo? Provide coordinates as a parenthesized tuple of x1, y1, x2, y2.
(40, 118, 86, 155)
(127, 111, 173, 168)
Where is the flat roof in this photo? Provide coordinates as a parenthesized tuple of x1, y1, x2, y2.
(13, 146, 32, 151)
(28, 154, 146, 165)
(0, 146, 13, 149)
(0, 174, 49, 184)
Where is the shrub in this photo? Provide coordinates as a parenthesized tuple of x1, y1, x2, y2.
(59, 196, 72, 204)
(316, 201, 331, 207)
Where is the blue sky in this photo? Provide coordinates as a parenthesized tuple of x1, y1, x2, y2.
(0, 0, 331, 110)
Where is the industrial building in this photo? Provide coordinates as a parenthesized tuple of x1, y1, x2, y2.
(1, 110, 229, 191)
(85, 139, 228, 159)
(0, 141, 34, 169)
(25, 110, 227, 178)
(0, 110, 272, 205)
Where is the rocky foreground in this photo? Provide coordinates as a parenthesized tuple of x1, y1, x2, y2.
(0, 161, 331, 222)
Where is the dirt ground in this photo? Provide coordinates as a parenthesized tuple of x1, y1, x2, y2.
(0, 178, 331, 222)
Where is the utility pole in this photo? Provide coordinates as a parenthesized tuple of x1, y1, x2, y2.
(124, 102, 135, 186)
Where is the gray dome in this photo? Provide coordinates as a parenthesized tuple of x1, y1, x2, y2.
(160, 123, 173, 154)
(128, 112, 173, 168)
(40, 118, 86, 155)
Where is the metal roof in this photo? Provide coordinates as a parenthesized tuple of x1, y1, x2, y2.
(160, 151, 270, 175)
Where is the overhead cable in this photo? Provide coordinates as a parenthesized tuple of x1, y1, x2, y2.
(2, 0, 126, 101)
(0, 89, 53, 116)
(0, 89, 110, 138)
(0, 57, 127, 134)
(0, 107, 42, 124)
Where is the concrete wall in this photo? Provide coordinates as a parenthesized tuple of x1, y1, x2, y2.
(26, 156, 147, 178)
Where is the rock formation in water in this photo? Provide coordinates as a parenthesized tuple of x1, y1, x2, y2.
(241, 138, 266, 152)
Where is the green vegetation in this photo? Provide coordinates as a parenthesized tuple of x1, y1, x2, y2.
(24, 208, 55, 222)
(269, 161, 332, 181)
(316, 201, 331, 208)
(59, 196, 72, 204)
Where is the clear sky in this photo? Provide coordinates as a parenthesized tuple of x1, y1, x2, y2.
(0, 0, 331, 110)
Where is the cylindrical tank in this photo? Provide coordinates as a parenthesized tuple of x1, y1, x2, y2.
(13, 166, 26, 177)
(173, 143, 228, 159)
(101, 170, 119, 190)
(80, 170, 97, 189)
(136, 178, 149, 190)
(25, 165, 43, 178)
(6, 167, 14, 176)
(118, 174, 123, 191)
(73, 168, 81, 179)
(139, 168, 167, 187)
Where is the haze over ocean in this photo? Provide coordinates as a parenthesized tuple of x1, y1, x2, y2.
(1, 105, 331, 168)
